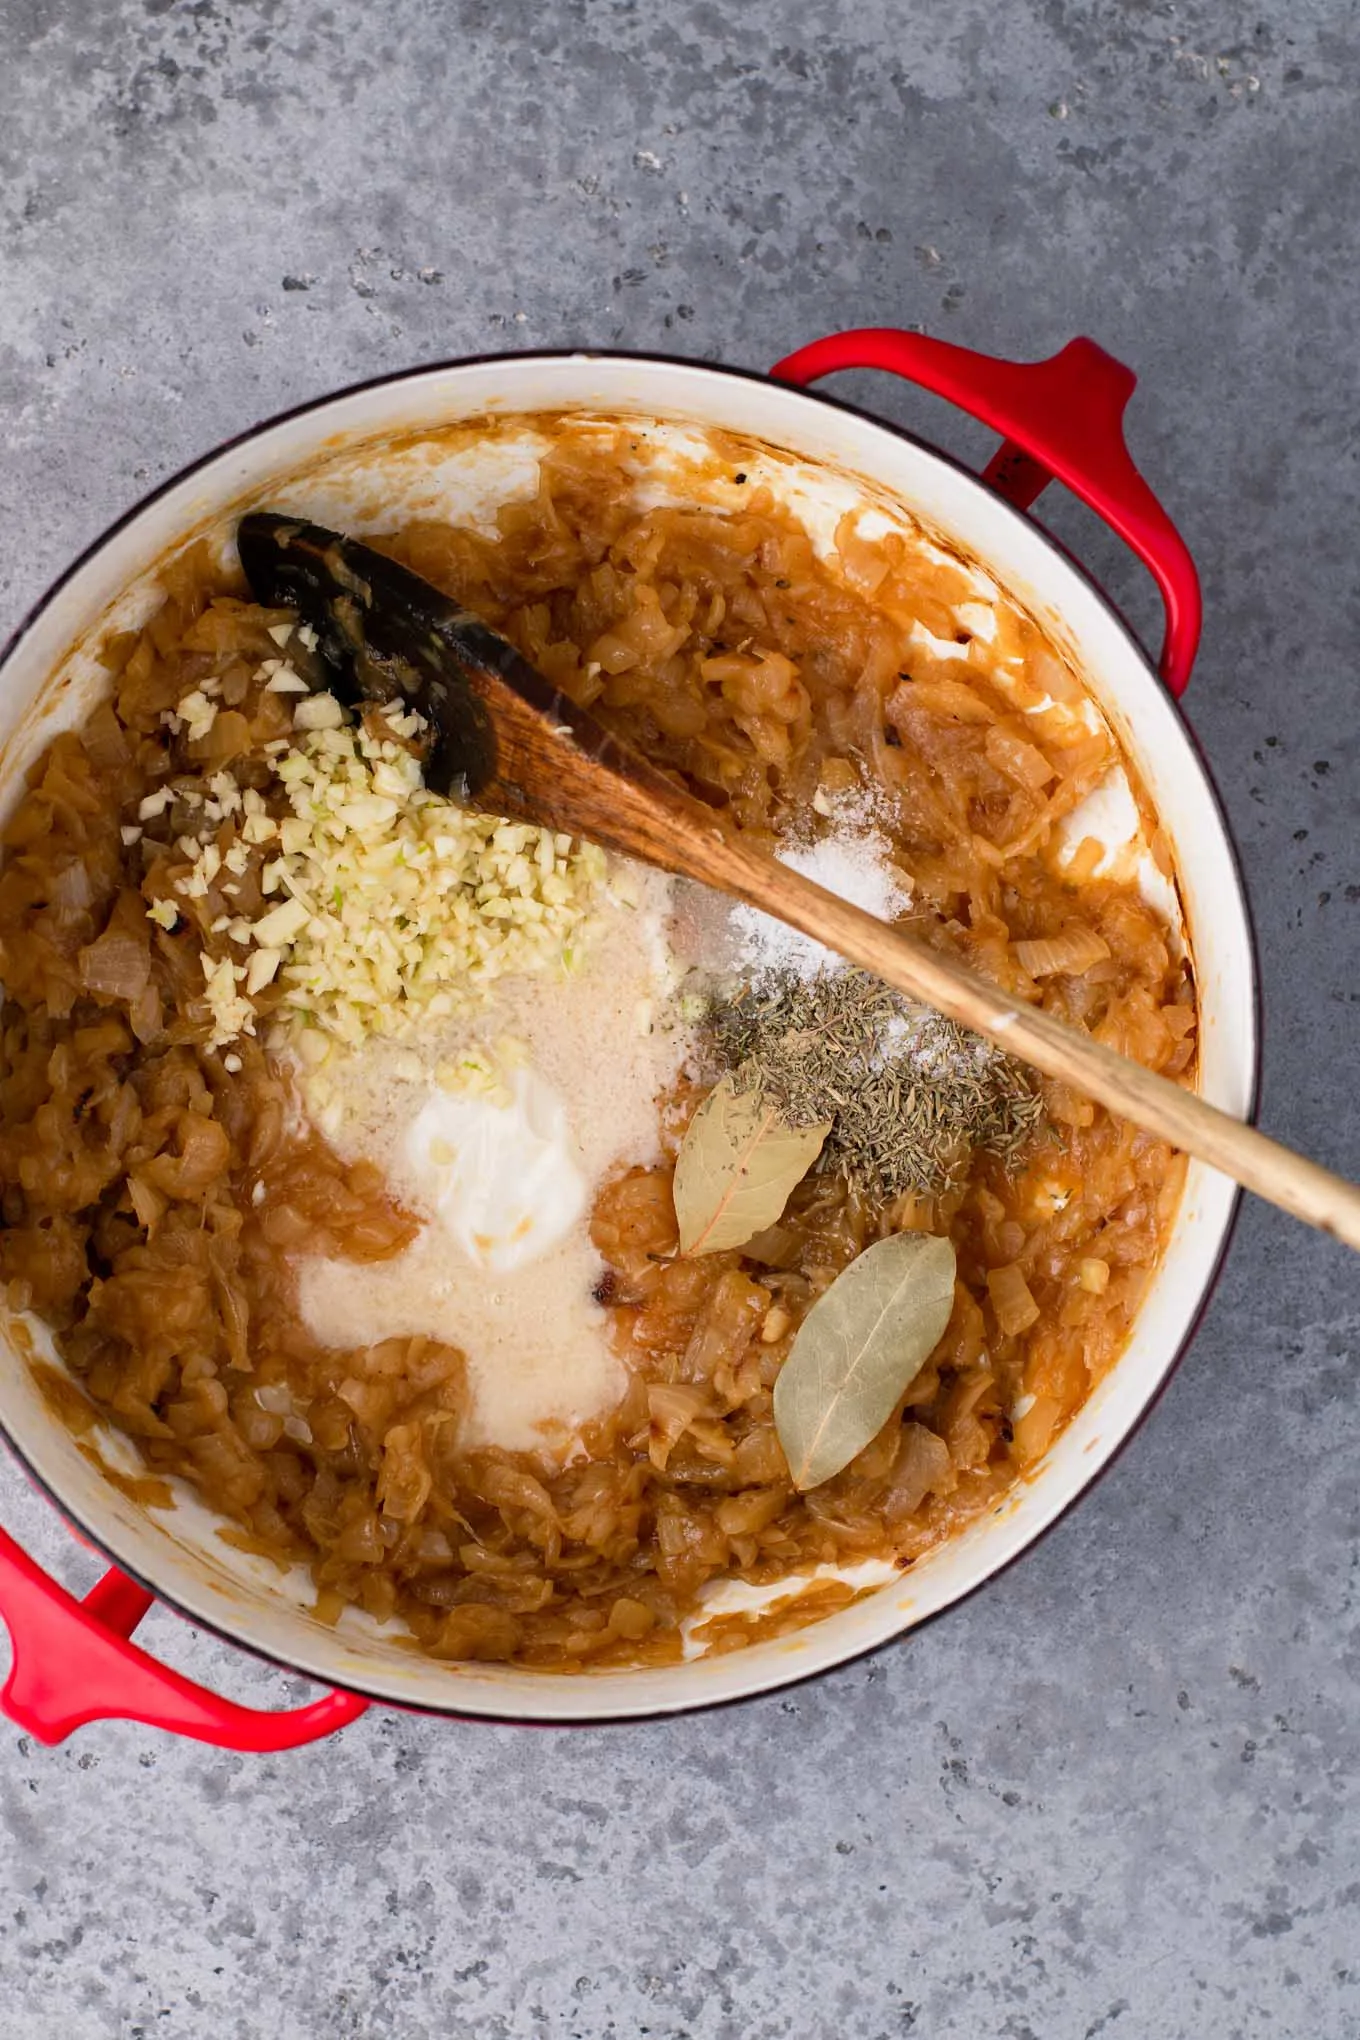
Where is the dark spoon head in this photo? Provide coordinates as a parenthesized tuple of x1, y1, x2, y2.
(236, 509, 709, 858)
(236, 511, 515, 798)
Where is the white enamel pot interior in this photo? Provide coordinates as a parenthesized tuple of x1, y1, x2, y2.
(0, 353, 1257, 1722)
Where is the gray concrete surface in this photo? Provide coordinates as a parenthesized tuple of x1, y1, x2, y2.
(1, 3, 1357, 2035)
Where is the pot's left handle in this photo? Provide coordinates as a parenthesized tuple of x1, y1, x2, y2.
(0, 1523, 368, 1750)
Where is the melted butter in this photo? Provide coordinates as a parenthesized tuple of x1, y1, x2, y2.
(294, 865, 690, 1458)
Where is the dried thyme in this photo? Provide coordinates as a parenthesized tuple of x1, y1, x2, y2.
(705, 967, 1046, 1198)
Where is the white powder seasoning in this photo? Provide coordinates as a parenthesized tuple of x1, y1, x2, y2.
(294, 863, 690, 1460)
(727, 800, 912, 982)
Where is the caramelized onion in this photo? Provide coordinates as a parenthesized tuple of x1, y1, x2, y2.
(0, 433, 1193, 1670)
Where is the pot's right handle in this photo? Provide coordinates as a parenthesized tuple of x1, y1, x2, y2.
(771, 331, 1201, 696)
(0, 1522, 368, 1750)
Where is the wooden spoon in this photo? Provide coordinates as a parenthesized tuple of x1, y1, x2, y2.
(237, 512, 1360, 1253)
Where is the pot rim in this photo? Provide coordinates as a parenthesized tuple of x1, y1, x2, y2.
(0, 344, 1261, 1723)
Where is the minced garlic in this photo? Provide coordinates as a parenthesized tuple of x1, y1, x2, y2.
(200, 952, 254, 1043)
(177, 690, 218, 743)
(192, 696, 604, 1050)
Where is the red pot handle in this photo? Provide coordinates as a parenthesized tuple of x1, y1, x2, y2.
(770, 330, 1201, 696)
(0, 1522, 368, 1750)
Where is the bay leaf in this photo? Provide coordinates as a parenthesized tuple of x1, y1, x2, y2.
(774, 1232, 958, 1491)
(673, 1076, 831, 1257)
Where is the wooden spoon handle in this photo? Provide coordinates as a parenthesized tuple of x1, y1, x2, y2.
(243, 513, 1353, 1254)
(680, 827, 1360, 1253)
(459, 671, 1357, 1249)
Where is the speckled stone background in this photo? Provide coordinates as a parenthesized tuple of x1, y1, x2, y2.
(1, 3, 1357, 2036)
